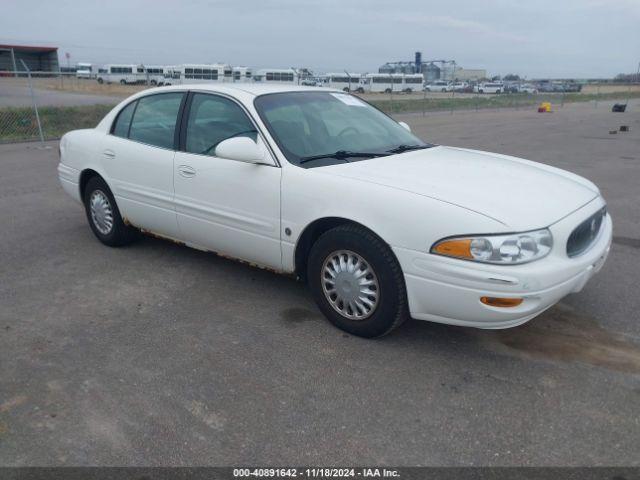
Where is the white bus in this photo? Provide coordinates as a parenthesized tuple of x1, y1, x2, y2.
(75, 63, 93, 79)
(96, 64, 139, 84)
(253, 69, 298, 84)
(402, 74, 424, 92)
(159, 65, 180, 86)
(137, 65, 164, 85)
(324, 73, 363, 93)
(222, 64, 233, 82)
(362, 73, 404, 93)
(162, 64, 227, 84)
(232, 66, 252, 83)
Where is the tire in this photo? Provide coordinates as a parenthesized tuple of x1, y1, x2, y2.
(97, 78, 104, 84)
(384, 88, 392, 94)
(343, 87, 350, 92)
(441, 88, 446, 92)
(307, 224, 408, 338)
(356, 87, 364, 94)
(120, 79, 126, 85)
(83, 176, 138, 247)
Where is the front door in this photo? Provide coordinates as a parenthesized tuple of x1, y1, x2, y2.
(173, 92, 282, 270)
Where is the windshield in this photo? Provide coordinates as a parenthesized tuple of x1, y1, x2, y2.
(253, 91, 429, 167)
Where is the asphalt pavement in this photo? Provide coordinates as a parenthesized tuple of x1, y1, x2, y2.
(0, 100, 639, 466)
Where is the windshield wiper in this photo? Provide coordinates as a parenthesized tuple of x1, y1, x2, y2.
(299, 150, 388, 164)
(386, 144, 432, 154)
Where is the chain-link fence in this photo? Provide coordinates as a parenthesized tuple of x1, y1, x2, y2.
(0, 70, 121, 144)
(2, 69, 639, 144)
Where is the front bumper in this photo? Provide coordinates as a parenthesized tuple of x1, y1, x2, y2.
(393, 198, 612, 329)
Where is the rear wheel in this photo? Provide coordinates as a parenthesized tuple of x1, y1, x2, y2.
(83, 176, 138, 247)
(120, 79, 126, 85)
(307, 224, 408, 338)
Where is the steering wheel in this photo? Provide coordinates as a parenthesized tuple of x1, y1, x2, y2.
(337, 126, 360, 137)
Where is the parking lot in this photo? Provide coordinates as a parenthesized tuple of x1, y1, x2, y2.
(1, 100, 639, 466)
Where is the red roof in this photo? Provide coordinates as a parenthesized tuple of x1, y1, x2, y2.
(0, 44, 58, 53)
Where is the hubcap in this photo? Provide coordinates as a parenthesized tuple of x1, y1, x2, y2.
(90, 190, 114, 235)
(321, 250, 380, 320)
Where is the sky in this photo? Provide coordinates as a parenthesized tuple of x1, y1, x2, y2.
(1, 0, 639, 78)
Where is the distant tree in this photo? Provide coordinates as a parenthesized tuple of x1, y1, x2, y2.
(503, 74, 520, 81)
(614, 73, 638, 83)
(491, 75, 502, 81)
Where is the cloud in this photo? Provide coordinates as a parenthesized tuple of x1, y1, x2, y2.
(387, 13, 531, 44)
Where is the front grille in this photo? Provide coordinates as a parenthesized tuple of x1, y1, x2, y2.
(566, 207, 607, 257)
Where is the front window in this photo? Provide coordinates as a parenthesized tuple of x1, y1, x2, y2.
(254, 91, 429, 168)
(185, 93, 257, 156)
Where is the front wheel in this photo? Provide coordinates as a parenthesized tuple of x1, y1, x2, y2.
(307, 224, 408, 338)
(83, 176, 138, 247)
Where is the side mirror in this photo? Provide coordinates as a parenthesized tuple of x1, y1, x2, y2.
(215, 136, 267, 164)
(398, 121, 411, 132)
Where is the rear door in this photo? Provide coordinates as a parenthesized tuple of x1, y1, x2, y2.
(172, 92, 282, 270)
(101, 91, 185, 240)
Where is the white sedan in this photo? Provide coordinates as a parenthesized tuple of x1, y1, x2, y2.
(424, 81, 453, 92)
(58, 84, 611, 337)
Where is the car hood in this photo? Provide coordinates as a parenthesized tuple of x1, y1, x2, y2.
(319, 146, 599, 230)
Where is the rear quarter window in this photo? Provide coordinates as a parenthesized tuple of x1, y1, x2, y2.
(112, 101, 137, 138)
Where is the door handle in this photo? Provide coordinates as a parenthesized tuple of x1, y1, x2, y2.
(178, 165, 196, 178)
(103, 149, 115, 159)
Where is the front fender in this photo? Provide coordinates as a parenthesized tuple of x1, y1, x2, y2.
(281, 166, 504, 272)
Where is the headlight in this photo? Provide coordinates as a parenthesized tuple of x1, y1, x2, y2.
(431, 228, 553, 265)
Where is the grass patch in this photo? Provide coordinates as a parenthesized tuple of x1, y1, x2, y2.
(1, 91, 639, 143)
(370, 91, 640, 114)
(0, 104, 115, 143)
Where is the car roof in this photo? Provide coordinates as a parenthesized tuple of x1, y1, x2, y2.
(96, 83, 344, 133)
(143, 83, 339, 97)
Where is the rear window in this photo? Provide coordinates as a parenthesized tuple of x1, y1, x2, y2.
(113, 93, 184, 149)
(128, 93, 183, 149)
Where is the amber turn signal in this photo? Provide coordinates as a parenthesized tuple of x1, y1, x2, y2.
(432, 239, 473, 259)
(480, 297, 524, 308)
